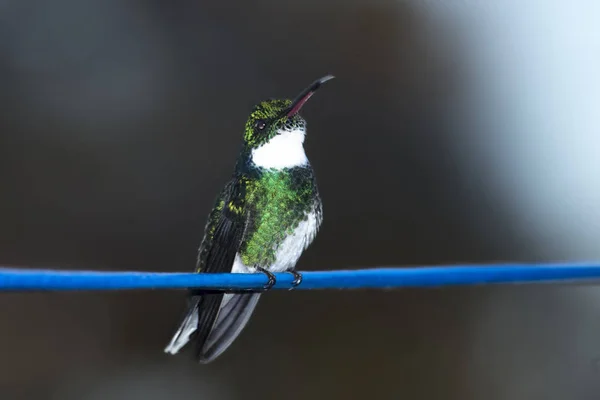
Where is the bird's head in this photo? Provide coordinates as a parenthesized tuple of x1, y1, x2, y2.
(241, 75, 334, 169)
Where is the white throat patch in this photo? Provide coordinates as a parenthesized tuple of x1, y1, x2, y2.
(251, 129, 307, 169)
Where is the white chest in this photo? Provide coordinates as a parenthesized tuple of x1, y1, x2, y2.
(250, 129, 308, 169)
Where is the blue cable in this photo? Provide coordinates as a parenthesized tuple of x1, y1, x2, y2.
(0, 262, 599, 291)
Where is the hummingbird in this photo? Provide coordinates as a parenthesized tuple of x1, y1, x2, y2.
(164, 75, 334, 363)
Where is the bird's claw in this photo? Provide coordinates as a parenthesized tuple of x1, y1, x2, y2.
(255, 267, 276, 291)
(288, 270, 303, 290)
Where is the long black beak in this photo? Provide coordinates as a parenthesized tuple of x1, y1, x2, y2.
(286, 75, 335, 117)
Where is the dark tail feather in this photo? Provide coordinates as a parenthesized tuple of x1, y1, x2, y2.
(164, 293, 261, 363)
(197, 293, 261, 363)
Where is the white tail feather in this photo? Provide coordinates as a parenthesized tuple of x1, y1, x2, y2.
(164, 301, 199, 354)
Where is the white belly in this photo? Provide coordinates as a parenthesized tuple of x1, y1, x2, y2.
(222, 210, 319, 306)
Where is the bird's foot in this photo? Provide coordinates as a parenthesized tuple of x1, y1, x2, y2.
(287, 270, 303, 290)
(255, 266, 276, 291)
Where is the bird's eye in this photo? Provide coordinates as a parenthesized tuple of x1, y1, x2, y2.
(255, 120, 266, 130)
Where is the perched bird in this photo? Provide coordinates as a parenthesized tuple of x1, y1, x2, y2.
(164, 75, 334, 363)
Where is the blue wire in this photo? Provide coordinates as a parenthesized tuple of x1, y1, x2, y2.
(0, 262, 600, 291)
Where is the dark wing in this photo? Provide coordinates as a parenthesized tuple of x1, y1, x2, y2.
(191, 179, 248, 355)
(196, 194, 262, 362)
(164, 180, 247, 357)
(195, 180, 246, 274)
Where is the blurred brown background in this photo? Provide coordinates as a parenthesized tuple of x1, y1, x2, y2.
(1, 0, 600, 399)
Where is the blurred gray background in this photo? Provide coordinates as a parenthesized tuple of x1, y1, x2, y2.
(1, 0, 600, 399)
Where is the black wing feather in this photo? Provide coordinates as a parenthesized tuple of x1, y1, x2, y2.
(189, 180, 251, 361)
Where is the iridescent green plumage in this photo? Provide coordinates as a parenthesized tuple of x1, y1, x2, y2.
(196, 166, 319, 271)
(241, 168, 318, 265)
